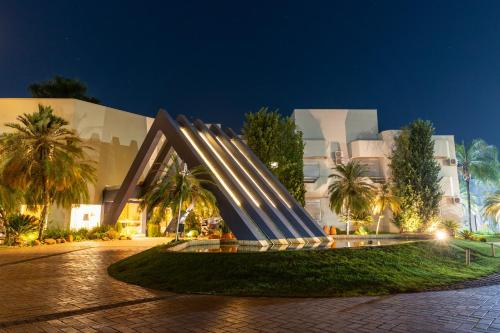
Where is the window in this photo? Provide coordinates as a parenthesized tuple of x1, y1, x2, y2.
(304, 163, 320, 183)
(70, 205, 102, 230)
(305, 200, 321, 222)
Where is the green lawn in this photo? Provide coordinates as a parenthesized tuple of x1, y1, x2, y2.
(108, 240, 500, 297)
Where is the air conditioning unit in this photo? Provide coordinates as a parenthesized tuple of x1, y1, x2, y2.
(448, 158, 457, 166)
(334, 150, 343, 165)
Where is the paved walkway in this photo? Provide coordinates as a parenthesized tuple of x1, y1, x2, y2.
(0, 240, 500, 333)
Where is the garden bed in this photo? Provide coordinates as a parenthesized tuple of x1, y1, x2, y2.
(108, 240, 500, 297)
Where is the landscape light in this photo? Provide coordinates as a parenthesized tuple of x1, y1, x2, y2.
(435, 230, 448, 241)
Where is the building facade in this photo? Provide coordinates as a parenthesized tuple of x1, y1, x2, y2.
(0, 101, 464, 234)
(293, 109, 463, 232)
(0, 98, 155, 234)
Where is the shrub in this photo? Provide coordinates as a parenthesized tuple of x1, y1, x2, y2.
(479, 237, 487, 242)
(186, 229, 199, 238)
(147, 223, 161, 237)
(72, 228, 89, 240)
(88, 225, 111, 239)
(105, 229, 120, 240)
(354, 226, 369, 235)
(115, 221, 124, 235)
(440, 220, 460, 236)
(459, 230, 476, 240)
(5, 214, 39, 244)
(45, 228, 69, 239)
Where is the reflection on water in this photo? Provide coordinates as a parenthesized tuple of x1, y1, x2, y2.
(180, 239, 418, 253)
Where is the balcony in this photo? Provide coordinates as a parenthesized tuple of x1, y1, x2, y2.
(304, 163, 320, 183)
(349, 140, 385, 158)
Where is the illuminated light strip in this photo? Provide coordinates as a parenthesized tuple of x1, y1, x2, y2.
(180, 128, 241, 206)
(232, 140, 292, 208)
(216, 137, 277, 208)
(198, 132, 261, 207)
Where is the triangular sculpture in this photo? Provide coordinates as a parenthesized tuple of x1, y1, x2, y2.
(104, 110, 328, 246)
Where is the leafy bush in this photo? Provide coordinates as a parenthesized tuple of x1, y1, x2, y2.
(115, 221, 124, 235)
(45, 228, 69, 239)
(186, 229, 199, 238)
(72, 228, 89, 240)
(147, 223, 161, 237)
(440, 220, 460, 236)
(354, 226, 369, 235)
(88, 225, 112, 239)
(5, 214, 39, 244)
(479, 237, 487, 242)
(105, 229, 120, 240)
(459, 230, 476, 240)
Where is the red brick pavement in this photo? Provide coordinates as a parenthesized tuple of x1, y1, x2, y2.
(1, 240, 500, 333)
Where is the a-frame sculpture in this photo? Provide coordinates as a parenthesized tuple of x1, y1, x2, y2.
(104, 110, 328, 246)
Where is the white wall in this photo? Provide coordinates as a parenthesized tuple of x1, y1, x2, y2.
(0, 98, 154, 228)
(294, 109, 464, 232)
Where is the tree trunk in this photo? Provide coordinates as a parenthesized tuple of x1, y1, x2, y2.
(38, 179, 50, 241)
(376, 215, 382, 235)
(346, 208, 350, 236)
(466, 179, 472, 232)
(38, 203, 49, 241)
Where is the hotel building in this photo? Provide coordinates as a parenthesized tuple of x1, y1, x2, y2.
(0, 100, 463, 235)
(294, 109, 463, 232)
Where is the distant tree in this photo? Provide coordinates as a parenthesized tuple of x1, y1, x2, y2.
(242, 107, 306, 205)
(328, 161, 375, 235)
(483, 190, 500, 221)
(390, 119, 442, 232)
(0, 105, 96, 240)
(456, 139, 500, 231)
(29, 75, 100, 104)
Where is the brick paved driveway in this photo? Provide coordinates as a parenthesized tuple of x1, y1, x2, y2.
(1, 240, 500, 333)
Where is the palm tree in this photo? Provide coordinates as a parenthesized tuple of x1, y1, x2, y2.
(0, 105, 96, 240)
(459, 180, 483, 231)
(328, 161, 375, 235)
(456, 139, 500, 231)
(141, 155, 217, 241)
(483, 190, 500, 221)
(372, 183, 400, 235)
(0, 183, 23, 237)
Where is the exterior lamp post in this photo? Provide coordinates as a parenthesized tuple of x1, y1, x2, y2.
(175, 163, 189, 241)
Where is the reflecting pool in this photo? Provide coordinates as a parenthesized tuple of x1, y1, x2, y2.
(179, 238, 421, 253)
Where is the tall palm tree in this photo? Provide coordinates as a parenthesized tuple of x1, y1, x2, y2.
(141, 155, 217, 241)
(372, 183, 400, 235)
(456, 139, 500, 231)
(328, 161, 375, 235)
(483, 190, 500, 221)
(0, 104, 96, 240)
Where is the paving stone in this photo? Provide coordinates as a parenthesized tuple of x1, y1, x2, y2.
(1, 240, 500, 332)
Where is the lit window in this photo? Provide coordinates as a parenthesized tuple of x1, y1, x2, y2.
(70, 204, 102, 230)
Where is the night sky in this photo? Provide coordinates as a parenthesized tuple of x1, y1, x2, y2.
(2, 1, 500, 145)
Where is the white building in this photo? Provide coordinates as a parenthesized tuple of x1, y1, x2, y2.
(293, 109, 463, 232)
(0, 98, 155, 234)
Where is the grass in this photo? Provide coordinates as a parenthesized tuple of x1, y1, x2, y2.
(108, 240, 500, 297)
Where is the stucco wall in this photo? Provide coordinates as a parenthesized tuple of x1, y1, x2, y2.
(294, 108, 464, 232)
(0, 98, 154, 228)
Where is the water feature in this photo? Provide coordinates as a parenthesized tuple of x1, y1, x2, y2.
(179, 238, 421, 253)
